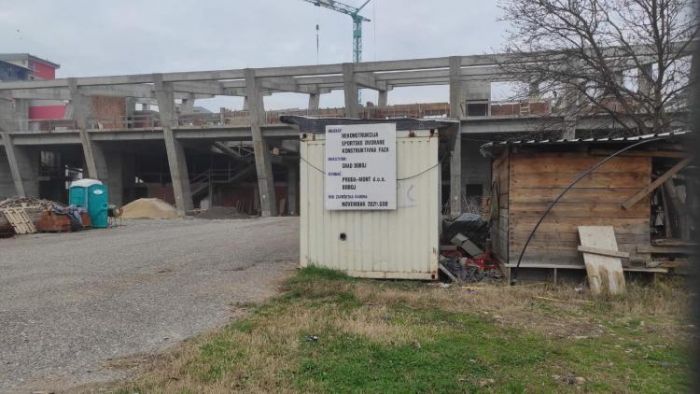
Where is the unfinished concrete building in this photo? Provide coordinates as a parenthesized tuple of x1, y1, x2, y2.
(0, 49, 694, 218)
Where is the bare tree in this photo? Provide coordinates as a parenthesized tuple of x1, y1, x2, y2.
(499, 0, 698, 137)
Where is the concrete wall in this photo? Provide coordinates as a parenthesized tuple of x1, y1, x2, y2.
(91, 96, 126, 129)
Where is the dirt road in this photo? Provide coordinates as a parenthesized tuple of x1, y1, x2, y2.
(0, 217, 298, 392)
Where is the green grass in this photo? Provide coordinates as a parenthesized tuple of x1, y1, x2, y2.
(108, 267, 692, 393)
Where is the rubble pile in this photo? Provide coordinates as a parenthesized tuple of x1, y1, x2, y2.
(439, 213, 502, 283)
(0, 197, 61, 210)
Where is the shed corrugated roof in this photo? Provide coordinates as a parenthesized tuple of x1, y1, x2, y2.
(480, 129, 691, 156)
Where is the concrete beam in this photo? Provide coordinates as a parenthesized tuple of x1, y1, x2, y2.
(0, 41, 693, 93)
(343, 63, 359, 118)
(6, 88, 71, 100)
(0, 70, 247, 90)
(82, 84, 154, 98)
(259, 77, 299, 92)
(449, 57, 463, 218)
(154, 75, 193, 216)
(354, 73, 387, 90)
(256, 77, 326, 94)
(245, 69, 277, 217)
(171, 81, 224, 95)
(223, 87, 274, 97)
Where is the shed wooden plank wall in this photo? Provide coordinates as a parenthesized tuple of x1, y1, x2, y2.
(490, 150, 510, 263)
(503, 150, 651, 267)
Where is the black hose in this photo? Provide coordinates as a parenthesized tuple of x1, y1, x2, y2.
(510, 136, 666, 285)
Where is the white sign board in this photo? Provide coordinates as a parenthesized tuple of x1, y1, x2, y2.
(325, 123, 396, 210)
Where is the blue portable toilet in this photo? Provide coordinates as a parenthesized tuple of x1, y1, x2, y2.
(68, 179, 109, 228)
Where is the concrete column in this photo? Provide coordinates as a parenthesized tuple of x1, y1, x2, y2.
(0, 145, 14, 198)
(154, 74, 193, 216)
(528, 81, 540, 98)
(69, 78, 109, 181)
(378, 89, 388, 107)
(242, 96, 249, 111)
(0, 98, 37, 197)
(343, 63, 359, 118)
(104, 151, 123, 206)
(180, 93, 196, 115)
(308, 92, 320, 111)
(287, 162, 298, 216)
(562, 80, 581, 139)
(449, 56, 463, 218)
(122, 152, 136, 203)
(1, 133, 39, 197)
(638, 64, 653, 97)
(244, 69, 277, 217)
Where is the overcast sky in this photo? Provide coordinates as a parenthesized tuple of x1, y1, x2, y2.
(0, 0, 507, 110)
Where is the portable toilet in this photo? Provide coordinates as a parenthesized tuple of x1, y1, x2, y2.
(68, 179, 109, 228)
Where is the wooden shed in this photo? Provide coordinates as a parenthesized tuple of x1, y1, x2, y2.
(482, 131, 693, 280)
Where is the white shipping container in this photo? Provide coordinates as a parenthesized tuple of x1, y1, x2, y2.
(300, 128, 441, 280)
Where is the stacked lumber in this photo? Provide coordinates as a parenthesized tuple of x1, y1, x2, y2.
(0, 197, 63, 237)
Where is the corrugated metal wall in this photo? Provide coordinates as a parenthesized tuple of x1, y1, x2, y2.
(300, 129, 440, 280)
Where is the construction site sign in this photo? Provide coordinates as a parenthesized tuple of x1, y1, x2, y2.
(325, 123, 396, 210)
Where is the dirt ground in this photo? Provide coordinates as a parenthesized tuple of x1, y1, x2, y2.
(0, 217, 298, 393)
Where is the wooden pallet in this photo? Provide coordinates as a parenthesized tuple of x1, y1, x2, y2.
(1, 208, 37, 235)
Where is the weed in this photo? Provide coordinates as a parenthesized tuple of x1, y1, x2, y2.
(102, 271, 691, 393)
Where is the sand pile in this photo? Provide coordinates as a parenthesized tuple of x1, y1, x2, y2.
(120, 198, 178, 219)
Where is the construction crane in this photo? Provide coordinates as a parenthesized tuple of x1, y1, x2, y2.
(302, 0, 372, 64)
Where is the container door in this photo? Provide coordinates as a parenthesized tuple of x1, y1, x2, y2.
(88, 185, 109, 228)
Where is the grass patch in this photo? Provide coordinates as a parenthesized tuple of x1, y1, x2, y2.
(103, 269, 692, 393)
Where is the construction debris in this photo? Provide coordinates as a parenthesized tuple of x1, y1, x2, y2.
(440, 213, 501, 283)
(450, 233, 484, 257)
(0, 196, 56, 210)
(121, 198, 178, 220)
(442, 213, 488, 250)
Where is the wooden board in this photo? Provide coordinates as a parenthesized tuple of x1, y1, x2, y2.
(578, 226, 625, 295)
(1, 208, 37, 235)
(637, 245, 696, 254)
(577, 245, 630, 259)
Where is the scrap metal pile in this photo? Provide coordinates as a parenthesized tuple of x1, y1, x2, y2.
(439, 213, 502, 283)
